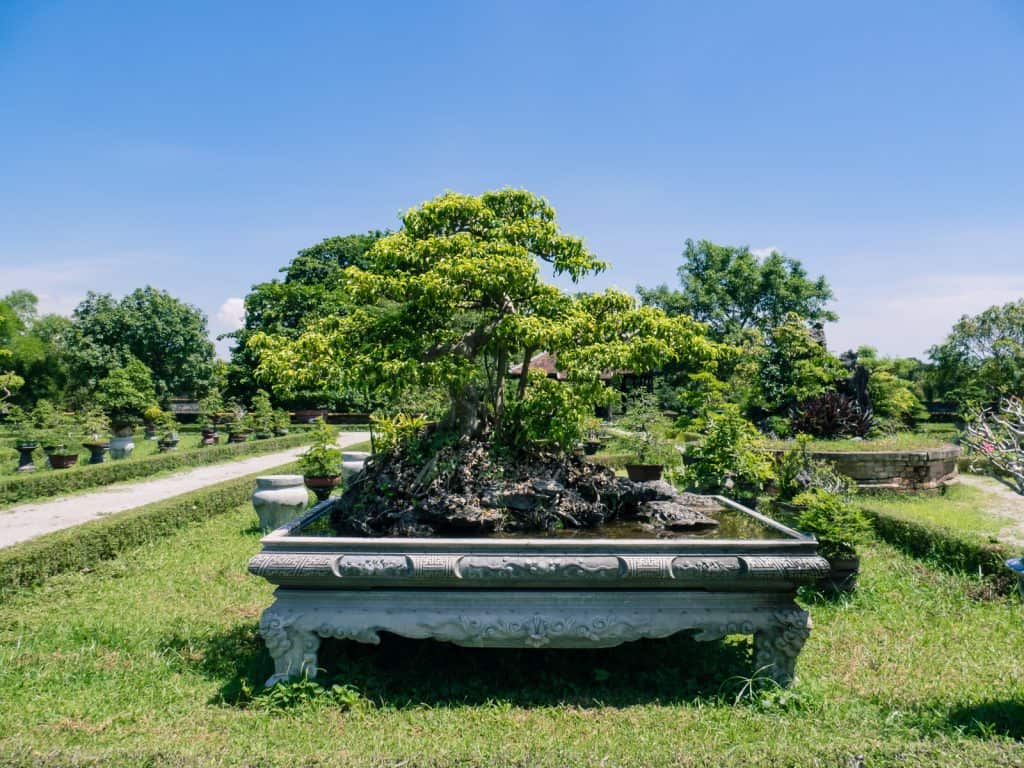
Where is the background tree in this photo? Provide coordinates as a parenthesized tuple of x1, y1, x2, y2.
(0, 291, 72, 406)
(251, 189, 721, 447)
(928, 299, 1024, 409)
(68, 286, 216, 400)
(638, 239, 836, 341)
(225, 232, 386, 406)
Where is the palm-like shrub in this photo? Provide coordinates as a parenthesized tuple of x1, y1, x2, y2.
(790, 392, 875, 439)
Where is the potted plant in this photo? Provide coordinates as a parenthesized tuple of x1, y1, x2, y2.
(250, 390, 276, 440)
(616, 393, 678, 482)
(79, 407, 111, 465)
(198, 392, 224, 445)
(299, 418, 342, 501)
(8, 405, 39, 472)
(224, 400, 250, 443)
(142, 405, 164, 440)
(789, 488, 872, 594)
(273, 409, 291, 437)
(95, 359, 157, 459)
(42, 409, 80, 470)
(157, 411, 181, 452)
(580, 416, 605, 456)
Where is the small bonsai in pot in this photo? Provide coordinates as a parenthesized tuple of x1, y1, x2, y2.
(40, 408, 80, 470)
(250, 390, 276, 440)
(273, 409, 291, 436)
(615, 393, 678, 482)
(299, 418, 341, 501)
(142, 405, 164, 440)
(79, 407, 111, 465)
(790, 488, 872, 594)
(579, 416, 606, 455)
(157, 411, 181, 452)
(225, 400, 250, 443)
(198, 391, 224, 445)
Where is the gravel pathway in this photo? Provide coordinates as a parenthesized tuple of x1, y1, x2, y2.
(0, 432, 369, 549)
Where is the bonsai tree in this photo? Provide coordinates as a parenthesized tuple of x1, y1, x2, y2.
(273, 408, 291, 436)
(299, 418, 342, 500)
(251, 190, 719, 451)
(681, 403, 775, 498)
(94, 357, 158, 432)
(198, 390, 225, 429)
(614, 392, 680, 479)
(156, 410, 180, 450)
(250, 389, 276, 439)
(79, 407, 111, 445)
(142, 405, 164, 439)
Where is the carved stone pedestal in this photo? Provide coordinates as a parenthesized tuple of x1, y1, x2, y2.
(258, 589, 811, 687)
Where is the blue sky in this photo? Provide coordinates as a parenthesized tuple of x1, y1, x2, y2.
(1, 0, 1022, 358)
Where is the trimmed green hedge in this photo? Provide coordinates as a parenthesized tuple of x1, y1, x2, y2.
(862, 506, 1016, 595)
(0, 432, 311, 507)
(0, 462, 301, 598)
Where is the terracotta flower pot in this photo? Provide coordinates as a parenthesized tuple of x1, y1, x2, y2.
(303, 475, 341, 502)
(625, 464, 664, 482)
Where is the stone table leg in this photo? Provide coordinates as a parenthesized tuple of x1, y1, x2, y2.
(754, 609, 811, 686)
(259, 606, 321, 687)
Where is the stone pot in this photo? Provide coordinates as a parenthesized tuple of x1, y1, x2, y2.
(109, 435, 135, 459)
(1008, 557, 1023, 599)
(158, 436, 180, 453)
(201, 427, 220, 446)
(228, 431, 250, 444)
(143, 424, 158, 440)
(303, 475, 341, 502)
(253, 474, 310, 533)
(816, 555, 860, 595)
(582, 440, 602, 456)
(254, 431, 274, 441)
(626, 464, 664, 482)
(274, 428, 290, 437)
(83, 442, 109, 465)
(341, 451, 371, 479)
(49, 452, 79, 470)
(15, 441, 37, 472)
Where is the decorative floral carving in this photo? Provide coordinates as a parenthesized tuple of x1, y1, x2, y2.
(456, 556, 621, 580)
(457, 614, 648, 648)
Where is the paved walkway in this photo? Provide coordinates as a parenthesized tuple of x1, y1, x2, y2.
(957, 473, 1024, 548)
(0, 432, 370, 549)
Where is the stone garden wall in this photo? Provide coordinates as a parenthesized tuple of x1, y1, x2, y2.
(771, 445, 961, 491)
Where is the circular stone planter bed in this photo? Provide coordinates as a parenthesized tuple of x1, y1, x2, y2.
(249, 495, 828, 689)
(766, 444, 961, 491)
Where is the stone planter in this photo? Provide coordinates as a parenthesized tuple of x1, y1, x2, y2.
(227, 431, 250, 444)
(341, 451, 370, 478)
(249, 495, 829, 688)
(143, 424, 158, 441)
(625, 464, 663, 482)
(201, 427, 220, 446)
(816, 555, 859, 595)
(83, 442, 109, 465)
(253, 475, 310, 534)
(15, 441, 37, 472)
(48, 452, 79, 470)
(766, 444, 961, 491)
(303, 475, 341, 502)
(582, 440, 602, 456)
(1008, 558, 1023, 599)
(158, 436, 180, 453)
(108, 435, 135, 459)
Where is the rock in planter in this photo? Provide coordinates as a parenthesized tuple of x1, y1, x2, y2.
(253, 475, 310, 533)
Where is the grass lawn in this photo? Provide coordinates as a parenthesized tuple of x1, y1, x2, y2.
(859, 483, 1009, 544)
(1, 505, 1023, 766)
(765, 428, 959, 453)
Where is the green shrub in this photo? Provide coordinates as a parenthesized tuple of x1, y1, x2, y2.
(790, 488, 871, 560)
(0, 461, 299, 598)
(612, 391, 678, 466)
(297, 418, 341, 477)
(0, 431, 310, 506)
(773, 435, 856, 501)
(682, 404, 773, 497)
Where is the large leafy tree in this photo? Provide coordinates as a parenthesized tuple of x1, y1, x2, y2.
(0, 291, 72, 406)
(928, 299, 1024, 407)
(638, 239, 836, 341)
(251, 189, 721, 445)
(225, 232, 386, 405)
(68, 287, 216, 399)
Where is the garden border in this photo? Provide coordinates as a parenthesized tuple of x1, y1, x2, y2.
(0, 432, 310, 507)
(0, 461, 299, 598)
(861, 505, 1016, 595)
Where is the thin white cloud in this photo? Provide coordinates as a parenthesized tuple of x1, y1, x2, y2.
(211, 297, 246, 360)
(828, 273, 1024, 358)
(750, 246, 779, 260)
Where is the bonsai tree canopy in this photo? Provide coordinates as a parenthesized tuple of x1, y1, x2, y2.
(251, 189, 723, 449)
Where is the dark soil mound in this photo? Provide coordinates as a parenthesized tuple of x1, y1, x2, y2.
(329, 437, 719, 537)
